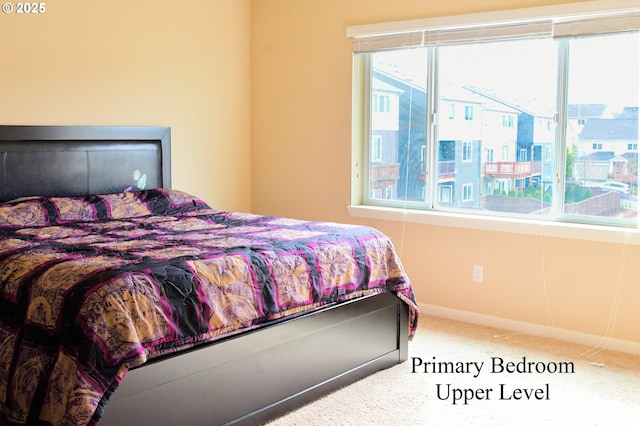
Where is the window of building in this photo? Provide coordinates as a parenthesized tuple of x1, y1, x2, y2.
(462, 141, 472, 162)
(349, 2, 640, 229)
(439, 185, 453, 203)
(371, 135, 382, 162)
(372, 94, 391, 113)
(503, 114, 514, 127)
(501, 144, 510, 161)
(464, 105, 474, 121)
(462, 184, 473, 202)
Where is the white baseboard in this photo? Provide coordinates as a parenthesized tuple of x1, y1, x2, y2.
(420, 302, 640, 356)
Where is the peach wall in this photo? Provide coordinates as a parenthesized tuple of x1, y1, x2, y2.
(251, 0, 640, 344)
(0, 0, 252, 212)
(2, 0, 637, 346)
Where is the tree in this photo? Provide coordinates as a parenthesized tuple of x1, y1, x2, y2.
(566, 145, 577, 178)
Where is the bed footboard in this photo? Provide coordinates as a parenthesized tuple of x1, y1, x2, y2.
(99, 292, 408, 426)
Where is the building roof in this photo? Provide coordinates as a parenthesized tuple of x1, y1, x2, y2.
(616, 152, 638, 162)
(372, 77, 404, 93)
(615, 106, 638, 119)
(577, 151, 615, 161)
(462, 85, 554, 118)
(567, 104, 609, 119)
(579, 117, 638, 141)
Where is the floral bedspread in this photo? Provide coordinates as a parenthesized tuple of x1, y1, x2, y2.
(0, 189, 417, 425)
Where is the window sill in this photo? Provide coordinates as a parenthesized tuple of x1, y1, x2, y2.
(347, 205, 640, 245)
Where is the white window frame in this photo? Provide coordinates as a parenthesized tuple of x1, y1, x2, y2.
(462, 141, 472, 162)
(375, 94, 390, 113)
(462, 183, 473, 202)
(371, 135, 383, 162)
(439, 184, 453, 203)
(464, 105, 474, 121)
(501, 144, 509, 161)
(486, 148, 494, 163)
(518, 148, 527, 162)
(347, 0, 640, 244)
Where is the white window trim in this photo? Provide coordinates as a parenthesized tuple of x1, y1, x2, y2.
(462, 183, 473, 201)
(462, 141, 472, 162)
(347, 205, 640, 245)
(347, 0, 640, 244)
(464, 105, 474, 121)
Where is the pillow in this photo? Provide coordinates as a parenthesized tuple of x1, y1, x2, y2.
(0, 200, 49, 228)
(137, 188, 212, 217)
(0, 189, 211, 228)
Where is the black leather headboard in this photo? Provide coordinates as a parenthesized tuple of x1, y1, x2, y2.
(0, 125, 171, 202)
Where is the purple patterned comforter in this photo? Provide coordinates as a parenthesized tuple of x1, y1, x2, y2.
(0, 189, 417, 425)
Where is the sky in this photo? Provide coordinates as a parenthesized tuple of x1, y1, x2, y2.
(373, 31, 639, 113)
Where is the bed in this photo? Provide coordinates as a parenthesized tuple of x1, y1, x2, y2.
(0, 125, 418, 426)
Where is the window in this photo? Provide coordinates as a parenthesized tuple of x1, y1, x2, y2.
(373, 94, 391, 113)
(501, 144, 510, 161)
(439, 185, 453, 203)
(503, 115, 514, 127)
(371, 135, 382, 162)
(464, 106, 474, 121)
(350, 2, 640, 229)
(462, 142, 472, 162)
(462, 184, 473, 202)
(544, 145, 552, 163)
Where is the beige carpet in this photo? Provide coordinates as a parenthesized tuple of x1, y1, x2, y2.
(266, 315, 640, 425)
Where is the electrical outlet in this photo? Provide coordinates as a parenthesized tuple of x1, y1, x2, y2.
(472, 265, 483, 283)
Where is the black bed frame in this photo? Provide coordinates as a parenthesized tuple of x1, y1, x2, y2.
(0, 126, 409, 425)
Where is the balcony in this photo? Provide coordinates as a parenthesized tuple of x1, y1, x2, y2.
(484, 161, 542, 179)
(370, 163, 400, 189)
(438, 160, 455, 181)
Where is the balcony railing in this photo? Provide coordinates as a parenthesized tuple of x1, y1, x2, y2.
(370, 163, 400, 189)
(439, 160, 455, 181)
(484, 161, 542, 179)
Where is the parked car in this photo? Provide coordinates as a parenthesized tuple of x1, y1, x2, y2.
(599, 181, 630, 198)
